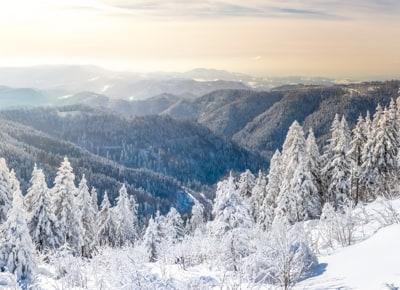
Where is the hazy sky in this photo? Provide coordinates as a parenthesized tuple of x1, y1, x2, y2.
(0, 0, 399, 78)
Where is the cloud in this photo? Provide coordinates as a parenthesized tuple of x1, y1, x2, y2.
(96, 0, 400, 20)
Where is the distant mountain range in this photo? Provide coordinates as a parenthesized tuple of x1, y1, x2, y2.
(0, 65, 337, 103)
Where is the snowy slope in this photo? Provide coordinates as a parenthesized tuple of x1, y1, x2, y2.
(298, 224, 400, 290)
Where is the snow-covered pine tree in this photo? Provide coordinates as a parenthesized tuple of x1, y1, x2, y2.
(0, 158, 12, 223)
(349, 115, 367, 204)
(0, 189, 36, 281)
(164, 207, 185, 244)
(187, 201, 205, 233)
(77, 175, 98, 257)
(275, 121, 320, 223)
(237, 170, 256, 199)
(28, 167, 62, 252)
(90, 187, 99, 213)
(97, 192, 117, 247)
(9, 169, 21, 201)
(25, 164, 48, 215)
(360, 109, 380, 201)
(372, 104, 384, 130)
(142, 216, 163, 262)
(326, 116, 352, 210)
(306, 128, 322, 203)
(52, 157, 83, 255)
(129, 194, 139, 228)
(321, 114, 341, 195)
(292, 155, 321, 220)
(113, 184, 138, 246)
(251, 170, 268, 223)
(211, 173, 253, 236)
(372, 105, 399, 197)
(259, 150, 281, 229)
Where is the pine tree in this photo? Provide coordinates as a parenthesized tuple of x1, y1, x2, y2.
(306, 128, 322, 203)
(0, 158, 12, 223)
(129, 194, 139, 229)
(321, 114, 341, 194)
(360, 109, 379, 201)
(372, 106, 399, 197)
(259, 150, 281, 228)
(77, 175, 98, 257)
(211, 173, 253, 236)
(25, 164, 48, 215)
(97, 192, 117, 247)
(291, 155, 321, 220)
(187, 201, 205, 233)
(349, 115, 367, 204)
(251, 170, 268, 223)
(326, 116, 352, 210)
(52, 157, 83, 255)
(164, 207, 185, 244)
(90, 187, 99, 213)
(9, 169, 21, 198)
(113, 184, 138, 246)
(0, 190, 36, 281)
(142, 216, 163, 262)
(275, 121, 320, 223)
(28, 167, 62, 252)
(237, 170, 255, 199)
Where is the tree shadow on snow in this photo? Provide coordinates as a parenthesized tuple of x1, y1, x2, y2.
(300, 263, 328, 282)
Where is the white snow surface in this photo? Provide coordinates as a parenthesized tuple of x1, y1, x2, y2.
(7, 198, 400, 290)
(298, 224, 400, 290)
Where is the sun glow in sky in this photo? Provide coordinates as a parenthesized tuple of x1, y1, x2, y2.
(0, 0, 399, 78)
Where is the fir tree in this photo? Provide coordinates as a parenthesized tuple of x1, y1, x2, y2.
(0, 190, 36, 281)
(78, 175, 98, 257)
(237, 170, 255, 199)
(259, 150, 281, 228)
(142, 216, 163, 262)
(52, 157, 83, 255)
(25, 164, 48, 215)
(275, 121, 320, 223)
(90, 187, 99, 213)
(326, 116, 352, 209)
(321, 114, 341, 194)
(251, 170, 268, 223)
(211, 173, 253, 236)
(97, 192, 117, 247)
(28, 168, 62, 252)
(187, 201, 205, 233)
(9, 169, 21, 198)
(306, 128, 322, 203)
(349, 115, 367, 204)
(113, 184, 138, 246)
(0, 158, 12, 223)
(164, 207, 185, 244)
(372, 106, 399, 197)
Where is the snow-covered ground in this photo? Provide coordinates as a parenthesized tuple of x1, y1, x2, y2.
(4, 198, 400, 289)
(298, 224, 400, 290)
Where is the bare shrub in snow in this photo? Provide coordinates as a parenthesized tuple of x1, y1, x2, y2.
(243, 220, 317, 289)
(319, 200, 358, 248)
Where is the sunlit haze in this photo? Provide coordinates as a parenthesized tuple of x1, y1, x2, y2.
(0, 0, 399, 78)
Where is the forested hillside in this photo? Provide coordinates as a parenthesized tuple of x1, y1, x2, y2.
(0, 106, 264, 185)
(0, 119, 196, 215)
(59, 81, 400, 160)
(1, 98, 400, 289)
